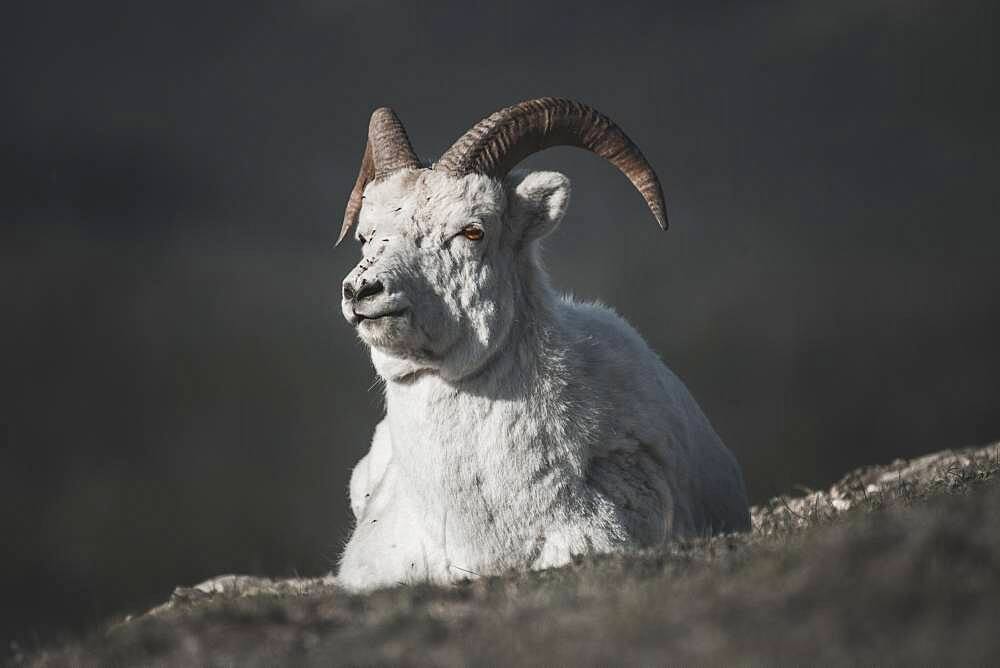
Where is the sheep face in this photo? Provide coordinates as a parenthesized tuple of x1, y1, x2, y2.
(341, 168, 570, 381)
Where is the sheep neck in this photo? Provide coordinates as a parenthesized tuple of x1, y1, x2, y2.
(383, 255, 583, 490)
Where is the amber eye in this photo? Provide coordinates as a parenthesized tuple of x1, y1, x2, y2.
(461, 225, 484, 241)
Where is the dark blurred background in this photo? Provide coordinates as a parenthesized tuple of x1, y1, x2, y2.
(2, 0, 998, 649)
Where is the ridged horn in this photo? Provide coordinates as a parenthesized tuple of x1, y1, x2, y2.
(337, 107, 422, 246)
(435, 97, 668, 229)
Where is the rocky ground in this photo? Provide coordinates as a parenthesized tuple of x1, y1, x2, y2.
(19, 443, 1000, 666)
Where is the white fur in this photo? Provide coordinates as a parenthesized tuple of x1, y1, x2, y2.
(337, 168, 749, 591)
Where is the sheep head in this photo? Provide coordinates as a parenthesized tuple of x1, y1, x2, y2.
(339, 98, 667, 381)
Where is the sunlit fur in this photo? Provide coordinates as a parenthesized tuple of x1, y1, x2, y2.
(337, 168, 750, 591)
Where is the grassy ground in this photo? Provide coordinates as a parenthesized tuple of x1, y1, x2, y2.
(20, 444, 1000, 666)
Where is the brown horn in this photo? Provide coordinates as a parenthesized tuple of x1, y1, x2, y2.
(337, 107, 422, 246)
(434, 97, 668, 230)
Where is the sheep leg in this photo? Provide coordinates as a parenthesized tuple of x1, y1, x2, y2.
(348, 418, 393, 520)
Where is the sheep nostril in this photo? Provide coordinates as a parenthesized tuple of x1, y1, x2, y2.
(342, 283, 355, 301)
(354, 279, 384, 302)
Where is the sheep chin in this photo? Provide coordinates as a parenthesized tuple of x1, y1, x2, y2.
(368, 346, 439, 382)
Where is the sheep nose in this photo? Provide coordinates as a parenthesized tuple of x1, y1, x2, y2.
(343, 278, 384, 302)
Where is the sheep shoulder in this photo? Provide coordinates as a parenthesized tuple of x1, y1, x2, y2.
(555, 296, 750, 535)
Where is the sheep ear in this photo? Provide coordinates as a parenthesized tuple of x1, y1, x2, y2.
(506, 171, 571, 242)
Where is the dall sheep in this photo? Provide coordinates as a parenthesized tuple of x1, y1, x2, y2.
(336, 97, 749, 591)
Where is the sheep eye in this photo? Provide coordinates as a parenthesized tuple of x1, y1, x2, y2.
(357, 234, 367, 245)
(461, 225, 484, 241)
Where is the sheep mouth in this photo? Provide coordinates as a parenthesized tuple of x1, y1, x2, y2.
(351, 308, 408, 326)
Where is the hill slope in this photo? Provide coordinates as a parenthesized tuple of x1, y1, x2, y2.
(24, 444, 1000, 666)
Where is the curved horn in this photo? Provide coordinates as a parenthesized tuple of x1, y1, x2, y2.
(337, 107, 422, 246)
(435, 97, 668, 229)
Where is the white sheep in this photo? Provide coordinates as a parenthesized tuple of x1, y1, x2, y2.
(336, 98, 749, 591)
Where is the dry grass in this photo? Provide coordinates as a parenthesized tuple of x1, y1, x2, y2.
(20, 444, 1000, 666)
